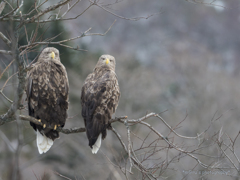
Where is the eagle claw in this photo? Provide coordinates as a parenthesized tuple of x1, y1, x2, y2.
(107, 122, 112, 130)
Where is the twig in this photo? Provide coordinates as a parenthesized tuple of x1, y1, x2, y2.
(13, 0, 24, 16)
(185, 0, 226, 9)
(53, 171, 72, 180)
(124, 120, 133, 173)
(93, 1, 158, 21)
(0, 130, 15, 152)
(0, 32, 11, 47)
(0, 59, 15, 80)
(0, 50, 12, 55)
(155, 114, 205, 139)
(61, 0, 81, 18)
(1, 72, 18, 91)
(0, 1, 6, 15)
(19, 20, 116, 50)
(0, 90, 13, 103)
(17, 0, 72, 28)
(109, 116, 128, 123)
(138, 120, 210, 169)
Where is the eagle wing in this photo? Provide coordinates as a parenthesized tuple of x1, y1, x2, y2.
(81, 70, 120, 147)
(26, 61, 69, 140)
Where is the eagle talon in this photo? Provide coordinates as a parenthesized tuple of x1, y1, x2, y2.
(54, 125, 57, 130)
(38, 119, 41, 122)
(43, 124, 46, 128)
(107, 122, 112, 130)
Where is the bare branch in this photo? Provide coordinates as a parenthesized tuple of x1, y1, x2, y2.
(4, 1, 13, 10)
(138, 120, 210, 169)
(19, 115, 86, 134)
(0, 1, 6, 15)
(0, 32, 11, 47)
(0, 130, 15, 152)
(13, 0, 24, 16)
(0, 50, 12, 55)
(19, 20, 116, 51)
(18, 0, 72, 28)
(185, 0, 226, 9)
(155, 114, 205, 139)
(0, 5, 18, 20)
(53, 171, 72, 180)
(0, 59, 15, 80)
(94, 1, 158, 21)
(0, 90, 13, 103)
(124, 120, 133, 173)
(61, 0, 81, 18)
(0, 32, 26, 126)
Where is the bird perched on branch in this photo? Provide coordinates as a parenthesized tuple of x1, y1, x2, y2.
(26, 47, 69, 154)
(81, 54, 120, 154)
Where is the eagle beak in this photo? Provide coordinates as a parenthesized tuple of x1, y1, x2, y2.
(105, 58, 109, 65)
(51, 52, 55, 59)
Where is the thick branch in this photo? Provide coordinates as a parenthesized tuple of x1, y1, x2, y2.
(1, 115, 127, 134)
(0, 32, 26, 126)
(19, 115, 86, 134)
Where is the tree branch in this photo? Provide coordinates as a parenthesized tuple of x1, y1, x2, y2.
(2, 115, 127, 135)
(19, 20, 116, 51)
(0, 1, 6, 15)
(0, 31, 26, 126)
(0, 32, 11, 47)
(17, 0, 72, 28)
(0, 50, 12, 55)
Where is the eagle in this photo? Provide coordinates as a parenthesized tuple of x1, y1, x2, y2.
(81, 54, 120, 154)
(26, 47, 69, 154)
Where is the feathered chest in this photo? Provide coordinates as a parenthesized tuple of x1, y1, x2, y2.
(84, 70, 119, 95)
(26, 61, 69, 105)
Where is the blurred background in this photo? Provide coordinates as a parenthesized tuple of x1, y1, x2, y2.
(1, 0, 240, 179)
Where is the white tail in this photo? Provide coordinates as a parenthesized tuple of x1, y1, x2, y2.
(37, 130, 53, 154)
(92, 134, 102, 154)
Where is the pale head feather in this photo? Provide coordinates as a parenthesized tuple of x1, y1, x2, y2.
(38, 47, 60, 62)
(94, 54, 116, 71)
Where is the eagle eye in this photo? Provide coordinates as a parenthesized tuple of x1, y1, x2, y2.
(110, 59, 113, 62)
(102, 58, 105, 60)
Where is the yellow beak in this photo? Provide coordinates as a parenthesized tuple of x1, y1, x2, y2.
(51, 52, 55, 59)
(105, 58, 109, 65)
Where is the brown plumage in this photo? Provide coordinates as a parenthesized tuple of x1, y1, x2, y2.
(26, 47, 69, 154)
(81, 54, 120, 154)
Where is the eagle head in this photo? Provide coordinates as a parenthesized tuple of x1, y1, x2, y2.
(95, 54, 116, 71)
(38, 47, 60, 62)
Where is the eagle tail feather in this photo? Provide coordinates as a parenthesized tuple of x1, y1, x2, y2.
(37, 129, 53, 154)
(92, 133, 102, 154)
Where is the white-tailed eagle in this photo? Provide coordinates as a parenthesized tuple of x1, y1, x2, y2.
(81, 54, 120, 154)
(26, 47, 69, 154)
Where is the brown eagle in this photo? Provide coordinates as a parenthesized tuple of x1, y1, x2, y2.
(81, 54, 120, 154)
(26, 47, 69, 154)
